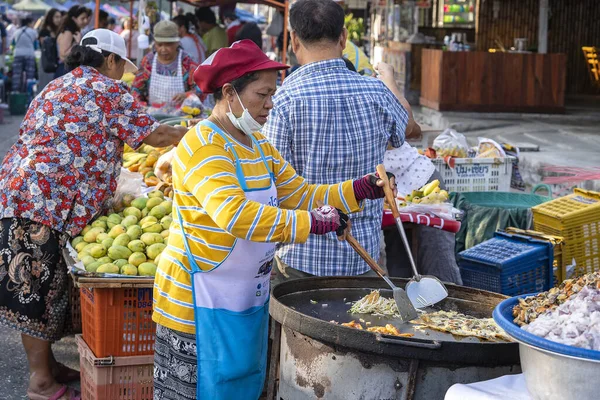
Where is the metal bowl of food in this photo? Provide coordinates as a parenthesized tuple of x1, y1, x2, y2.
(494, 295, 600, 400)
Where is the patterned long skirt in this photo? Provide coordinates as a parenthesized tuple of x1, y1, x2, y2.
(0, 218, 72, 341)
(154, 324, 198, 400)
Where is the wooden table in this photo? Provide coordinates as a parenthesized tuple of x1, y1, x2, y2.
(420, 49, 567, 113)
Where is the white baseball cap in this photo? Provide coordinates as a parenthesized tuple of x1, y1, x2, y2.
(81, 29, 138, 73)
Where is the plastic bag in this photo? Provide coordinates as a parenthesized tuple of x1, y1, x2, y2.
(476, 138, 506, 158)
(397, 200, 462, 221)
(432, 129, 469, 158)
(180, 94, 203, 116)
(154, 148, 175, 181)
(112, 168, 146, 212)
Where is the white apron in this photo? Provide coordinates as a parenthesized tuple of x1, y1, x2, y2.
(176, 120, 277, 399)
(148, 51, 185, 108)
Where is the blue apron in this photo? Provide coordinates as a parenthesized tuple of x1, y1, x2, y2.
(176, 120, 277, 399)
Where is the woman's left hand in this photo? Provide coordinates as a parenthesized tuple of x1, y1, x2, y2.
(353, 172, 397, 201)
(172, 93, 187, 104)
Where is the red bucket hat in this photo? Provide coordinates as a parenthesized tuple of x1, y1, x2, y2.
(193, 40, 289, 94)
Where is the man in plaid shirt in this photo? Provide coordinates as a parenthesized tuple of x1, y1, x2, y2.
(264, 0, 409, 281)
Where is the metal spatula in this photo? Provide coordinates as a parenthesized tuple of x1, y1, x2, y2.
(376, 164, 448, 308)
(346, 234, 418, 322)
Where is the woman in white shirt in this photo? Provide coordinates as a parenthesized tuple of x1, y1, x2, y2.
(11, 17, 38, 91)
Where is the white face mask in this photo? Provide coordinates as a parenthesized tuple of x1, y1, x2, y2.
(226, 90, 264, 136)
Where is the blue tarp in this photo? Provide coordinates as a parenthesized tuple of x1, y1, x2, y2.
(235, 8, 266, 24)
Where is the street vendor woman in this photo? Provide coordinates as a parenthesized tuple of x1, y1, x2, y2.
(0, 29, 186, 400)
(152, 40, 391, 400)
(132, 20, 201, 111)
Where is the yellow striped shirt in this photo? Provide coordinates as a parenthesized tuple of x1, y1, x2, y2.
(152, 122, 361, 333)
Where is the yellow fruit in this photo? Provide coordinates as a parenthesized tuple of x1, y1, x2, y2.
(122, 194, 136, 207)
(131, 198, 148, 210)
(147, 243, 166, 260)
(81, 226, 93, 235)
(83, 227, 105, 243)
(96, 264, 119, 274)
(95, 232, 110, 244)
(108, 225, 127, 239)
(138, 262, 157, 277)
(140, 216, 158, 225)
(101, 238, 114, 249)
(88, 244, 107, 258)
(108, 245, 132, 260)
(113, 233, 131, 247)
(92, 220, 108, 230)
(146, 197, 163, 210)
(422, 180, 440, 197)
(129, 252, 147, 266)
(75, 241, 88, 253)
(81, 255, 96, 267)
(148, 190, 164, 200)
(142, 222, 163, 234)
(106, 214, 123, 229)
(71, 236, 85, 247)
(149, 205, 166, 220)
(113, 259, 128, 268)
(127, 225, 142, 240)
(128, 240, 146, 253)
(123, 207, 142, 220)
(85, 261, 102, 272)
(161, 230, 170, 239)
(121, 264, 138, 276)
(140, 232, 164, 246)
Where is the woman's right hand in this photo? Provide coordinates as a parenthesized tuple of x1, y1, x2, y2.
(309, 205, 349, 237)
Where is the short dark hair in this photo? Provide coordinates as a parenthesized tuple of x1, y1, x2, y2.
(290, 0, 344, 43)
(195, 7, 216, 24)
(172, 15, 188, 31)
(20, 17, 33, 26)
(213, 72, 259, 102)
(65, 38, 122, 70)
(98, 10, 108, 23)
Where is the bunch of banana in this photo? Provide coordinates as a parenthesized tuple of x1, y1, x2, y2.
(181, 105, 201, 116)
(401, 180, 449, 206)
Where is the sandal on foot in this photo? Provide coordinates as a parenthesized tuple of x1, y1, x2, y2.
(27, 385, 81, 400)
(54, 363, 80, 384)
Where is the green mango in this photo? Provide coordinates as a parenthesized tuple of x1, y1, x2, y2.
(123, 207, 142, 220)
(97, 256, 112, 264)
(131, 198, 148, 211)
(128, 252, 147, 267)
(88, 244, 107, 258)
(113, 259, 128, 268)
(71, 236, 85, 248)
(101, 238, 114, 249)
(138, 262, 157, 276)
(113, 233, 131, 247)
(146, 243, 166, 260)
(92, 220, 108, 230)
(121, 215, 139, 228)
(85, 261, 102, 272)
(159, 200, 173, 215)
(108, 245, 132, 260)
(148, 190, 164, 199)
(108, 225, 127, 239)
(149, 205, 166, 220)
(81, 255, 97, 267)
(96, 263, 119, 274)
(146, 197, 163, 210)
(140, 232, 164, 246)
(140, 216, 158, 226)
(128, 240, 146, 253)
(126, 225, 142, 240)
(120, 264, 138, 276)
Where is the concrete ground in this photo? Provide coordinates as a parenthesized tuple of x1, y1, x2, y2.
(0, 97, 598, 398)
(414, 96, 600, 195)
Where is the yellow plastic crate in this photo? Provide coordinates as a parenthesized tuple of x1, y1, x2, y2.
(504, 228, 564, 284)
(532, 188, 600, 278)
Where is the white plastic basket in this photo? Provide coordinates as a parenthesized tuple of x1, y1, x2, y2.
(432, 157, 514, 193)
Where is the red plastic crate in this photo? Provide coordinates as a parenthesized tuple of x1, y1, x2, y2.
(77, 335, 154, 400)
(80, 286, 156, 357)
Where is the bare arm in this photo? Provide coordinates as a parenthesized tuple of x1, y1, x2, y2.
(57, 31, 73, 61)
(375, 63, 421, 139)
(143, 125, 188, 148)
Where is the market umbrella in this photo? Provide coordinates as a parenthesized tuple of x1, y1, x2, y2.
(46, 0, 66, 10)
(12, 0, 51, 11)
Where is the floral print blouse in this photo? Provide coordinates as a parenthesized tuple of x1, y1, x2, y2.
(0, 66, 159, 237)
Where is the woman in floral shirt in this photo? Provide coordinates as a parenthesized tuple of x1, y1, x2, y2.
(0, 29, 186, 400)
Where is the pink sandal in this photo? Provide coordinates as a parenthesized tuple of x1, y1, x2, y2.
(27, 385, 81, 400)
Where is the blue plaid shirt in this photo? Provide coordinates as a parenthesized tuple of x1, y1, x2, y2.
(263, 59, 407, 276)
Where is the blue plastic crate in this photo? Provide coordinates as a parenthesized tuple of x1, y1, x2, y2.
(458, 232, 554, 296)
